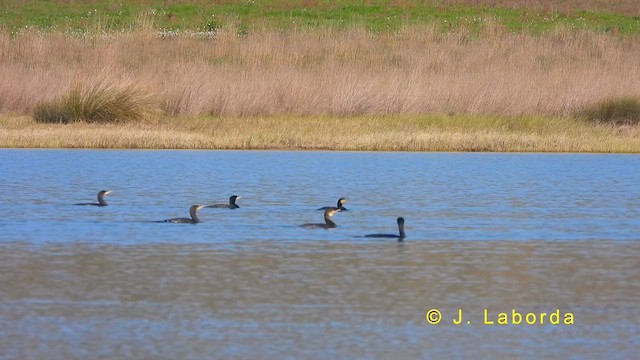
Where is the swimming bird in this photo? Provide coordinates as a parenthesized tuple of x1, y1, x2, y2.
(300, 208, 340, 229)
(74, 190, 112, 206)
(317, 197, 348, 211)
(364, 217, 406, 241)
(163, 205, 206, 224)
(207, 195, 241, 209)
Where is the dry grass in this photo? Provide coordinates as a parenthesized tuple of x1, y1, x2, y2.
(1, 26, 640, 119)
(2, 114, 639, 152)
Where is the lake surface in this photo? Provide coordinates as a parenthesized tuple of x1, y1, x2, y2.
(0, 150, 639, 359)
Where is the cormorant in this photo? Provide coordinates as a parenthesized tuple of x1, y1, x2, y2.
(207, 195, 241, 209)
(163, 205, 206, 224)
(301, 208, 340, 229)
(318, 197, 348, 211)
(364, 217, 406, 241)
(74, 190, 112, 206)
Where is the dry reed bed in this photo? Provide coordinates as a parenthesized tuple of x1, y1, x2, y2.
(2, 115, 639, 152)
(1, 27, 640, 118)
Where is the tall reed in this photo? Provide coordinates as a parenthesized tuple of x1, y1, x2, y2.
(1, 26, 639, 118)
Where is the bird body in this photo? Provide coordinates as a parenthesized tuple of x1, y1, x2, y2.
(301, 208, 340, 229)
(317, 197, 348, 211)
(207, 195, 241, 209)
(365, 217, 406, 241)
(163, 205, 206, 224)
(74, 190, 112, 206)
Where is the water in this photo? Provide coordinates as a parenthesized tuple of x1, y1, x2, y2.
(0, 150, 639, 359)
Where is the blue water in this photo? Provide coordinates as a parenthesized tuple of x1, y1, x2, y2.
(0, 150, 639, 359)
(1, 150, 639, 243)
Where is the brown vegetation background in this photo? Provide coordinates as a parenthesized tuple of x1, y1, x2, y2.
(1, 26, 639, 118)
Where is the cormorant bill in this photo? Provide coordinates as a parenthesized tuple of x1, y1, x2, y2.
(74, 190, 112, 206)
(300, 208, 340, 229)
(207, 195, 241, 209)
(364, 217, 406, 241)
(317, 197, 348, 211)
(163, 205, 206, 224)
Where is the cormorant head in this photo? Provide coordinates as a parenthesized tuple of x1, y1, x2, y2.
(397, 217, 405, 225)
(338, 197, 347, 205)
(191, 204, 206, 212)
(99, 190, 112, 196)
(230, 195, 241, 203)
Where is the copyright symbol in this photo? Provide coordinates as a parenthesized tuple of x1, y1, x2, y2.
(426, 309, 442, 325)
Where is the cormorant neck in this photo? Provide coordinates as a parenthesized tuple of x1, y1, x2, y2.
(190, 207, 201, 223)
(97, 193, 108, 206)
(398, 223, 406, 239)
(229, 197, 240, 208)
(324, 215, 336, 228)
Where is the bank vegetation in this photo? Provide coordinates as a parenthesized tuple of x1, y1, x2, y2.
(1, 23, 639, 151)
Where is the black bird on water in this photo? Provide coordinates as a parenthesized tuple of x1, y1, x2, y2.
(317, 197, 348, 211)
(301, 208, 340, 229)
(364, 217, 406, 241)
(207, 195, 241, 209)
(162, 205, 206, 224)
(74, 190, 112, 207)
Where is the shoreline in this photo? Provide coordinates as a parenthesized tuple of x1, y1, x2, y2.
(2, 115, 639, 153)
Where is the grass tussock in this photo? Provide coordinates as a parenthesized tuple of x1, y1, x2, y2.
(579, 97, 640, 126)
(33, 80, 156, 124)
